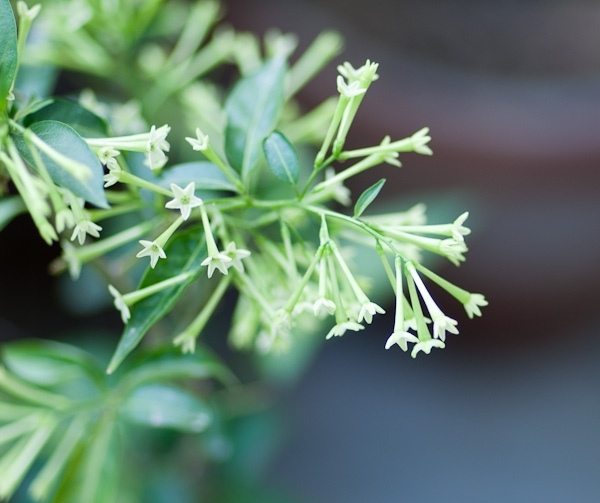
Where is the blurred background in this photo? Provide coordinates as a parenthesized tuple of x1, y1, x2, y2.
(224, 1, 600, 501)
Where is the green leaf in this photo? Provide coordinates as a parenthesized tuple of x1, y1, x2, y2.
(107, 227, 207, 374)
(0, 195, 26, 231)
(225, 57, 287, 179)
(157, 161, 239, 193)
(60, 418, 120, 503)
(23, 99, 109, 138)
(1, 339, 105, 389)
(13, 120, 108, 208)
(262, 130, 299, 185)
(0, 0, 17, 116)
(122, 345, 237, 389)
(119, 383, 211, 432)
(354, 178, 386, 218)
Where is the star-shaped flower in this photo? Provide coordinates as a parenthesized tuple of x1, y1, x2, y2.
(165, 182, 203, 220)
(185, 128, 209, 151)
(411, 338, 445, 358)
(325, 320, 364, 340)
(313, 297, 336, 317)
(145, 124, 171, 170)
(70, 219, 102, 245)
(201, 252, 232, 278)
(358, 301, 385, 324)
(385, 331, 419, 352)
(223, 241, 251, 272)
(464, 293, 488, 319)
(136, 240, 167, 268)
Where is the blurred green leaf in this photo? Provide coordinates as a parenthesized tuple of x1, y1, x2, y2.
(107, 227, 207, 374)
(263, 130, 299, 185)
(23, 99, 109, 138)
(52, 418, 121, 503)
(0, 0, 17, 116)
(1, 339, 105, 388)
(0, 195, 26, 231)
(119, 383, 211, 432)
(225, 57, 287, 179)
(123, 345, 237, 389)
(354, 178, 386, 218)
(13, 120, 109, 208)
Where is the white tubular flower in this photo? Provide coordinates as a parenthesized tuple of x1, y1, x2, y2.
(98, 146, 120, 171)
(439, 238, 468, 265)
(386, 331, 419, 351)
(411, 338, 445, 358)
(329, 241, 385, 324)
(55, 208, 75, 233)
(385, 256, 419, 352)
(61, 241, 81, 279)
(324, 167, 351, 206)
(17, 2, 42, 21)
(336, 76, 366, 98)
(144, 124, 171, 170)
(185, 128, 209, 151)
(201, 252, 232, 278)
(108, 285, 131, 324)
(313, 297, 336, 317)
(325, 320, 364, 340)
(103, 164, 122, 188)
(464, 293, 488, 319)
(223, 241, 251, 272)
(198, 203, 231, 278)
(136, 240, 167, 269)
(165, 182, 203, 220)
(407, 262, 458, 342)
(410, 127, 433, 155)
(358, 302, 386, 324)
(70, 219, 102, 245)
(450, 212, 471, 242)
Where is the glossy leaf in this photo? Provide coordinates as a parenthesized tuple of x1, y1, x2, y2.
(106, 227, 207, 374)
(0, 0, 17, 116)
(225, 57, 287, 179)
(23, 99, 109, 138)
(13, 120, 108, 208)
(354, 178, 386, 218)
(263, 130, 299, 185)
(119, 383, 211, 432)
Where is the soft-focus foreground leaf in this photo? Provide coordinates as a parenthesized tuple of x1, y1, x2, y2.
(119, 383, 211, 432)
(0, 0, 17, 116)
(14, 120, 108, 208)
(263, 130, 299, 185)
(225, 57, 287, 179)
(123, 345, 237, 389)
(24, 99, 109, 138)
(107, 227, 207, 374)
(0, 195, 26, 231)
(50, 418, 121, 503)
(354, 178, 386, 218)
(1, 339, 105, 388)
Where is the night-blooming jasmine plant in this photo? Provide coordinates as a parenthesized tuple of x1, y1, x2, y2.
(0, 0, 488, 500)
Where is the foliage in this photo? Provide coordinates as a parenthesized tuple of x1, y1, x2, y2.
(0, 0, 487, 500)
